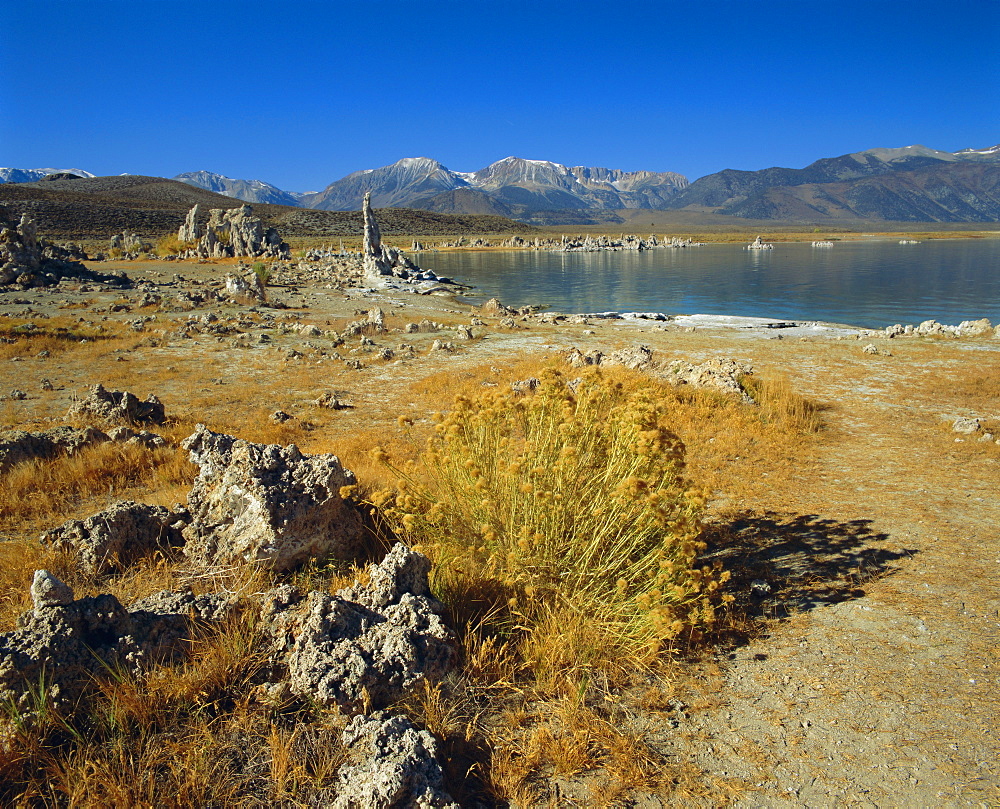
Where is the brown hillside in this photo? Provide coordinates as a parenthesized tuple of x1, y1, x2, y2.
(0, 175, 536, 241)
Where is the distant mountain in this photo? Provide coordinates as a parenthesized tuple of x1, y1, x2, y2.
(0, 167, 95, 183)
(666, 145, 1000, 222)
(303, 157, 472, 210)
(304, 156, 689, 218)
(173, 170, 303, 207)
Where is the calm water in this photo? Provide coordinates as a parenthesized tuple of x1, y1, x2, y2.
(424, 239, 1000, 329)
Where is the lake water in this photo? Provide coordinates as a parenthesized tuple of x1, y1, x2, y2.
(424, 239, 1000, 329)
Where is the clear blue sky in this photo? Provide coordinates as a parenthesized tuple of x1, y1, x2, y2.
(2, 0, 997, 192)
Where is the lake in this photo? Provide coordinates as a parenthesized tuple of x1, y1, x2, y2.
(423, 238, 1000, 329)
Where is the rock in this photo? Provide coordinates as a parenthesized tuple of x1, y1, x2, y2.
(224, 272, 267, 303)
(67, 384, 166, 427)
(109, 231, 152, 258)
(314, 392, 350, 410)
(0, 425, 110, 473)
(180, 425, 364, 571)
(179, 204, 289, 260)
(41, 500, 185, 576)
(664, 358, 755, 403)
(862, 343, 880, 355)
(178, 203, 201, 243)
(105, 426, 167, 450)
(479, 297, 516, 317)
(565, 347, 602, 368)
(952, 417, 981, 434)
(1, 209, 120, 289)
(30, 570, 74, 609)
(0, 576, 230, 714)
(956, 318, 993, 337)
(511, 377, 540, 394)
(332, 711, 458, 809)
(270, 409, 293, 423)
(362, 193, 419, 282)
(284, 544, 454, 711)
(603, 344, 654, 370)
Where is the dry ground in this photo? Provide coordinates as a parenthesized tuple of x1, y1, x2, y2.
(1, 257, 997, 806)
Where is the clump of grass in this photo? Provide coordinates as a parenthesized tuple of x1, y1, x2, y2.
(374, 367, 731, 663)
(252, 261, 272, 286)
(153, 233, 194, 256)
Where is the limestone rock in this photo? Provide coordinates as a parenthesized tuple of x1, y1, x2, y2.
(1, 209, 113, 289)
(956, 318, 993, 337)
(178, 204, 289, 260)
(0, 577, 230, 713)
(479, 297, 517, 317)
(952, 417, 981, 434)
(67, 384, 166, 427)
(603, 344, 654, 370)
(181, 425, 364, 571)
(664, 358, 755, 402)
(0, 425, 110, 473)
(41, 500, 185, 576)
(178, 203, 201, 243)
(284, 543, 454, 711)
(332, 711, 458, 809)
(362, 193, 419, 282)
(30, 570, 74, 609)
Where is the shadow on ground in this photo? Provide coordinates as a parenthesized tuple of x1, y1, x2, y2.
(702, 511, 915, 620)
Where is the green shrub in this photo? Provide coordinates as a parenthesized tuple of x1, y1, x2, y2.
(375, 367, 729, 660)
(251, 261, 271, 286)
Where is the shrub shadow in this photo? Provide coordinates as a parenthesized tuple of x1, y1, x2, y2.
(701, 511, 916, 621)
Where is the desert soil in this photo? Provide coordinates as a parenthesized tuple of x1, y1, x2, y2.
(1, 257, 997, 806)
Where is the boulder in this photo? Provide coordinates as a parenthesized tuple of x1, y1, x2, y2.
(181, 425, 364, 571)
(479, 297, 517, 318)
(41, 500, 185, 576)
(67, 384, 166, 427)
(284, 543, 455, 710)
(952, 417, 981, 434)
(956, 318, 993, 337)
(664, 358, 755, 403)
(0, 425, 110, 473)
(0, 572, 232, 713)
(332, 711, 458, 809)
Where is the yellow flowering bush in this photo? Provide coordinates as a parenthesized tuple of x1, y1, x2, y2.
(374, 367, 729, 658)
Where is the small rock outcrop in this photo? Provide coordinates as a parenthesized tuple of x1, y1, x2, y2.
(181, 426, 364, 571)
(0, 571, 232, 712)
(0, 426, 109, 473)
(664, 358, 755, 402)
(1, 208, 122, 289)
(332, 712, 458, 809)
(67, 384, 166, 427)
(41, 501, 185, 576)
(108, 231, 152, 258)
(283, 543, 455, 711)
(178, 204, 289, 260)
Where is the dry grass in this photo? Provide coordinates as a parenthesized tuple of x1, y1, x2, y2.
(0, 442, 195, 543)
(0, 308, 834, 804)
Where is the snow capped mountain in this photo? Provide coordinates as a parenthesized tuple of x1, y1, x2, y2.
(305, 156, 689, 214)
(173, 171, 303, 206)
(303, 157, 471, 211)
(0, 167, 95, 183)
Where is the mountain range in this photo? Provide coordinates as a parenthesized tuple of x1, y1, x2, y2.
(3, 145, 998, 223)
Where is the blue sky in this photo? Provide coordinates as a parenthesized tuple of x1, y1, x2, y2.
(2, 0, 997, 192)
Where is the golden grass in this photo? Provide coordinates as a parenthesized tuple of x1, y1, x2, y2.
(0, 442, 195, 543)
(0, 316, 833, 804)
